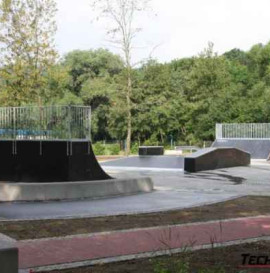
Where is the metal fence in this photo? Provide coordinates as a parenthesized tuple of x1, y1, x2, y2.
(0, 105, 91, 140)
(216, 123, 270, 139)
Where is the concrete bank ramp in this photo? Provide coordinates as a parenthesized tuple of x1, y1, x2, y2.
(184, 147, 250, 172)
(212, 139, 270, 159)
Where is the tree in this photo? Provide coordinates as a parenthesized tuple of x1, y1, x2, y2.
(62, 49, 124, 140)
(90, 0, 150, 155)
(183, 43, 233, 141)
(63, 49, 123, 96)
(0, 0, 58, 105)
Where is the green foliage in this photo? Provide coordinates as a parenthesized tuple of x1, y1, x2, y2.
(105, 144, 121, 155)
(153, 258, 190, 273)
(61, 49, 124, 141)
(92, 142, 120, 155)
(131, 142, 139, 154)
(153, 257, 226, 273)
(0, 0, 58, 105)
(56, 92, 83, 106)
(198, 267, 226, 273)
(92, 142, 106, 155)
(63, 49, 123, 96)
(2, 23, 270, 145)
(143, 135, 159, 146)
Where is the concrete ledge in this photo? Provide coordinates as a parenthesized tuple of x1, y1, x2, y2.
(139, 146, 164, 156)
(184, 147, 250, 172)
(0, 177, 154, 202)
(0, 233, 18, 273)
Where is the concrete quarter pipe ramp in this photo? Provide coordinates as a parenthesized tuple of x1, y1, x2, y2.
(0, 105, 154, 202)
(0, 140, 111, 182)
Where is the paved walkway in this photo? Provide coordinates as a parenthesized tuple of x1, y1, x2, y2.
(18, 215, 270, 270)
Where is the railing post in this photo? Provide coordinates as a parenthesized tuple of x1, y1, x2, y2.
(216, 124, 222, 139)
(68, 106, 72, 140)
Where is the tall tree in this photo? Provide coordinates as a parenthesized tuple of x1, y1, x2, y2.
(0, 0, 58, 105)
(90, 0, 150, 155)
(63, 49, 123, 96)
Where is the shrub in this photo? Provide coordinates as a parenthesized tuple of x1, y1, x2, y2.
(143, 135, 159, 146)
(92, 142, 121, 155)
(92, 142, 106, 155)
(131, 142, 139, 154)
(153, 258, 190, 273)
(106, 144, 120, 155)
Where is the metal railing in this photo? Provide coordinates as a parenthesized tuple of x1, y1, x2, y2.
(216, 123, 270, 139)
(0, 105, 91, 140)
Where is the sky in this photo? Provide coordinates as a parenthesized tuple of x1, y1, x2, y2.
(56, 0, 270, 63)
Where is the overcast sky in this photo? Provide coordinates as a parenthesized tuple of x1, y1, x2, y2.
(56, 0, 270, 63)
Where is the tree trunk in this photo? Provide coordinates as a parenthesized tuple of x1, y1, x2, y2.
(126, 68, 132, 156)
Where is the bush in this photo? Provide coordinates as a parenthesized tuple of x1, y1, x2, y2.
(92, 142, 121, 155)
(106, 144, 120, 155)
(143, 135, 159, 146)
(92, 142, 106, 155)
(131, 142, 139, 154)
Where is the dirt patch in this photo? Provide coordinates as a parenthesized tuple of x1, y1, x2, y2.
(0, 196, 270, 240)
(43, 240, 270, 273)
(96, 155, 125, 162)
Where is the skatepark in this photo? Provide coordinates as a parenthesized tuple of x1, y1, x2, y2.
(0, 119, 268, 221)
(0, 108, 270, 272)
(3, 158, 270, 272)
(0, 160, 270, 221)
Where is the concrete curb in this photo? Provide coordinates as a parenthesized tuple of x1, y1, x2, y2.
(0, 233, 18, 273)
(0, 177, 153, 202)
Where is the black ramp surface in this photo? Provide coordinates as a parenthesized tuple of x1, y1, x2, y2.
(0, 140, 111, 182)
(184, 147, 250, 172)
(101, 156, 184, 169)
(212, 139, 270, 159)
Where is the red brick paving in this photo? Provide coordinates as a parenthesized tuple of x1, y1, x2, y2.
(18, 216, 270, 269)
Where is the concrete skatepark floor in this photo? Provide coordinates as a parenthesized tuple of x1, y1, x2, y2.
(0, 159, 269, 220)
(100, 155, 184, 171)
